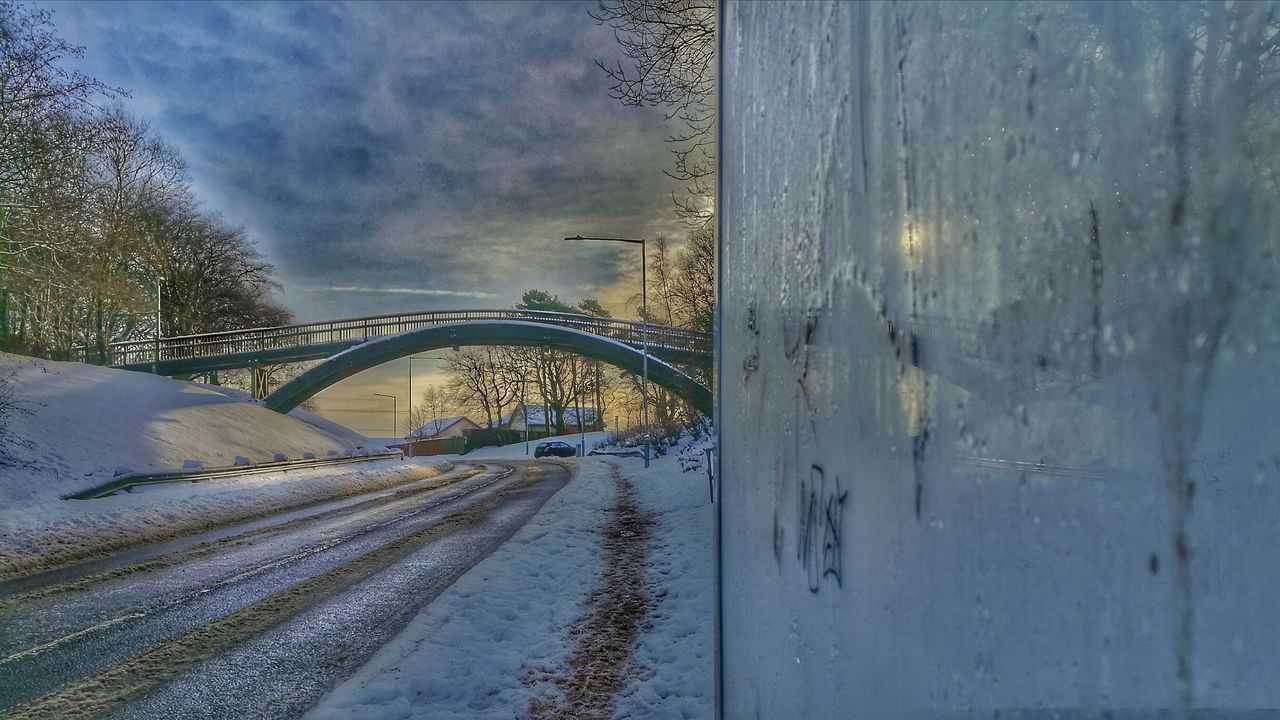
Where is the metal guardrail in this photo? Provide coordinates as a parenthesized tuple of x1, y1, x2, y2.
(70, 309, 711, 367)
(65, 450, 406, 500)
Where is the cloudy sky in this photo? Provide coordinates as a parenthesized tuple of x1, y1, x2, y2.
(44, 0, 684, 434)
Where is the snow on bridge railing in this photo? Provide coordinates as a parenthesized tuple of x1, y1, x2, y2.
(88, 309, 712, 367)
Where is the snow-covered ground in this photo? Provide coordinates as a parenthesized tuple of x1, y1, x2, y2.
(0, 352, 714, 716)
(308, 433, 715, 719)
(613, 438, 715, 720)
(0, 354, 449, 578)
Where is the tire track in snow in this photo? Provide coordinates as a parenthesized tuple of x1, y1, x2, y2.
(0, 465, 499, 681)
(0, 460, 461, 583)
(0, 465, 487, 607)
(4, 464, 537, 720)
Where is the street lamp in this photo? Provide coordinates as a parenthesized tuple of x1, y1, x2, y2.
(153, 275, 164, 373)
(564, 234, 649, 467)
(571, 357, 586, 456)
(373, 392, 398, 440)
(520, 377, 531, 456)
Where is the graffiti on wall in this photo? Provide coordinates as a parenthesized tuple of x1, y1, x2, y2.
(797, 464, 848, 593)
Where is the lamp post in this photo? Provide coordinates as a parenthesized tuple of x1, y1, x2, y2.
(572, 358, 585, 456)
(564, 235, 649, 467)
(521, 378, 531, 456)
(407, 355, 447, 438)
(153, 275, 164, 373)
(373, 392, 398, 441)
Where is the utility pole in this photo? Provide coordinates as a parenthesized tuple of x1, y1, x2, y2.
(573, 358, 585, 455)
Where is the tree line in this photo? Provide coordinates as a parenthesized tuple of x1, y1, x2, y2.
(427, 290, 613, 436)
(0, 2, 288, 363)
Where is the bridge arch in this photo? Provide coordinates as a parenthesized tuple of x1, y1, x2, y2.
(263, 320, 712, 415)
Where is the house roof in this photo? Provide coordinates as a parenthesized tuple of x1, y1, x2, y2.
(501, 404, 598, 427)
(412, 415, 472, 437)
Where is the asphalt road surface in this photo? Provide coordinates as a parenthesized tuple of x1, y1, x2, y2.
(0, 460, 569, 719)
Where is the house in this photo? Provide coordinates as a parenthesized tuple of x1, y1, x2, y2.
(411, 415, 481, 439)
(500, 403, 602, 433)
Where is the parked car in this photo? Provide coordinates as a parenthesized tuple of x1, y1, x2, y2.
(534, 440, 577, 458)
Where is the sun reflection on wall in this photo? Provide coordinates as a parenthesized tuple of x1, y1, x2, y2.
(899, 364, 925, 438)
(899, 214, 930, 271)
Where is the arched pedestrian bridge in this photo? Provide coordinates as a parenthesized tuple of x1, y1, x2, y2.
(82, 309, 713, 414)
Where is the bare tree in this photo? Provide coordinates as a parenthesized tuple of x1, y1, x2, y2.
(644, 235, 679, 327)
(593, 1, 717, 425)
(666, 221, 714, 336)
(79, 108, 187, 359)
(576, 297, 614, 426)
(1, 1, 117, 232)
(140, 198, 281, 337)
(610, 228, 716, 425)
(515, 345, 591, 435)
(592, 0, 716, 225)
(508, 290, 613, 434)
(446, 347, 520, 429)
(1, 4, 289, 362)
(408, 384, 454, 438)
(1, 2, 111, 351)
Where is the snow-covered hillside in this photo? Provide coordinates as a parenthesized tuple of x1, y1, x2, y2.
(0, 354, 379, 495)
(0, 354, 449, 579)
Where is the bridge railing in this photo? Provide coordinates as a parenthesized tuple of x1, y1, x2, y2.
(96, 309, 711, 367)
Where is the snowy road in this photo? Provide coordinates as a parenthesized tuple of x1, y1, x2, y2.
(0, 460, 569, 719)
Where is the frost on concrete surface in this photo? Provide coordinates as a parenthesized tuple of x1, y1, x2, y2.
(720, 2, 1280, 717)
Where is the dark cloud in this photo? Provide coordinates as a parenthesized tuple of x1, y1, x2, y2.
(45, 0, 682, 322)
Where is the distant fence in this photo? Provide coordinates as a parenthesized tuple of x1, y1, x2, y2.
(391, 436, 465, 457)
(388, 424, 608, 457)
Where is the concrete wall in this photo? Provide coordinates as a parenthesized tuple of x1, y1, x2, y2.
(718, 2, 1280, 716)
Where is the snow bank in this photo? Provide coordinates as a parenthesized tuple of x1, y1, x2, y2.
(306, 459, 615, 720)
(195, 381, 376, 450)
(614, 435, 714, 719)
(0, 354, 441, 578)
(309, 433, 715, 719)
(0, 355, 381, 493)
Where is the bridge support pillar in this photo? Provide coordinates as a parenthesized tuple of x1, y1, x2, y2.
(250, 365, 271, 400)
